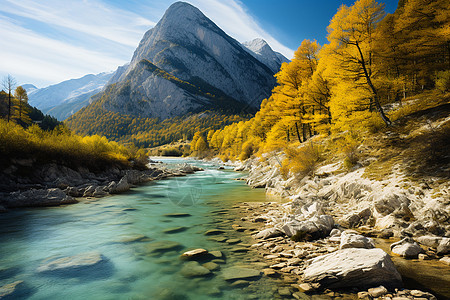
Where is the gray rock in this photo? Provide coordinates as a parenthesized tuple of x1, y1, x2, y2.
(93, 186, 107, 197)
(417, 235, 442, 248)
(339, 231, 374, 250)
(110, 176, 130, 194)
(37, 251, 105, 273)
(437, 238, 450, 255)
(6, 188, 76, 208)
(254, 227, 284, 239)
(83, 185, 96, 197)
(302, 248, 402, 289)
(222, 267, 261, 281)
(282, 215, 334, 241)
(180, 261, 211, 277)
(390, 238, 423, 258)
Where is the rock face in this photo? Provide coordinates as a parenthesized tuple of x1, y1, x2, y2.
(5, 188, 76, 208)
(69, 1, 281, 125)
(302, 248, 402, 289)
(28, 72, 113, 120)
(37, 251, 105, 273)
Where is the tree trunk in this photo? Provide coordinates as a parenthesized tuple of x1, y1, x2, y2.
(295, 122, 302, 143)
(7, 92, 11, 122)
(355, 42, 392, 126)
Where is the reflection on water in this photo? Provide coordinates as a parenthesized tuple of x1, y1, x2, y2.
(0, 158, 277, 299)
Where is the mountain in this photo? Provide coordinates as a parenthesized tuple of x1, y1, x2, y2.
(21, 84, 38, 94)
(66, 1, 285, 146)
(243, 38, 290, 73)
(28, 72, 113, 120)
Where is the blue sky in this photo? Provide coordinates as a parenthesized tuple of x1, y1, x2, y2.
(0, 0, 398, 88)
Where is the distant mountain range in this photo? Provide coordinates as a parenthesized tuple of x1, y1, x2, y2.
(26, 72, 112, 120)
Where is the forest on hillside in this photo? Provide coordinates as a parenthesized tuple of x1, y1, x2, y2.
(191, 0, 449, 164)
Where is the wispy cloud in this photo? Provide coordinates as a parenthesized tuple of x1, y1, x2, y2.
(1, 0, 155, 47)
(0, 17, 124, 85)
(0, 0, 294, 87)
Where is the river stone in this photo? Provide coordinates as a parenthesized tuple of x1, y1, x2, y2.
(390, 238, 422, 258)
(0, 280, 24, 298)
(205, 229, 226, 235)
(226, 238, 241, 244)
(230, 280, 249, 287)
(209, 250, 223, 259)
(339, 231, 374, 250)
(208, 236, 228, 242)
(282, 215, 334, 241)
(163, 226, 188, 234)
(180, 261, 211, 277)
(163, 213, 192, 218)
(254, 227, 285, 239)
(278, 287, 292, 296)
(203, 262, 220, 271)
(117, 234, 151, 243)
(416, 235, 441, 247)
(437, 238, 450, 255)
(440, 256, 450, 265)
(222, 267, 261, 281)
(144, 241, 183, 254)
(37, 251, 105, 273)
(230, 247, 249, 253)
(368, 286, 388, 297)
(293, 292, 311, 300)
(302, 248, 402, 289)
(180, 249, 208, 260)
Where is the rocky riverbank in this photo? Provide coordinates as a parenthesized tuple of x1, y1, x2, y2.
(0, 160, 203, 210)
(222, 152, 450, 298)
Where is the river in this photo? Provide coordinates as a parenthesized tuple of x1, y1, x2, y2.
(0, 158, 281, 300)
(1, 158, 449, 300)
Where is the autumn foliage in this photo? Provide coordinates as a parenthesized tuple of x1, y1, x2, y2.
(192, 0, 449, 177)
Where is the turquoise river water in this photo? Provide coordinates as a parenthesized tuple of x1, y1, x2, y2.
(0, 158, 281, 300)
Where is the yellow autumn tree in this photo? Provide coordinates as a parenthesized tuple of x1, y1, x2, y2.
(325, 0, 392, 127)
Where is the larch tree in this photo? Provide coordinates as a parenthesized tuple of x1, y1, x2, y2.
(326, 0, 392, 126)
(14, 86, 31, 126)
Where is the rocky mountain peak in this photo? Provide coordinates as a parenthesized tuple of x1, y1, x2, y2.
(161, 1, 205, 25)
(243, 38, 290, 73)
